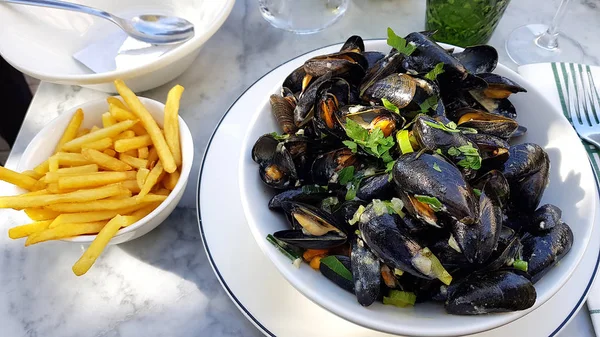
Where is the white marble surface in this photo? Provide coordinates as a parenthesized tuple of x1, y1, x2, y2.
(1, 0, 599, 336)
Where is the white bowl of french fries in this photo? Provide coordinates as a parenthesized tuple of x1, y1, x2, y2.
(3, 80, 193, 275)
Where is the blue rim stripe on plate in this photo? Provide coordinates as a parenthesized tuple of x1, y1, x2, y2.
(197, 45, 600, 337)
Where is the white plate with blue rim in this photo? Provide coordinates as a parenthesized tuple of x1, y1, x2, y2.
(198, 39, 599, 337)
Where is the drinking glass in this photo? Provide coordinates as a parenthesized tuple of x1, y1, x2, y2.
(258, 0, 349, 34)
(505, 0, 583, 65)
(425, 0, 511, 47)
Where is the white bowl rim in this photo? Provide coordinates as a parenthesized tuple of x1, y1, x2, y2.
(17, 96, 194, 243)
(0, 0, 235, 85)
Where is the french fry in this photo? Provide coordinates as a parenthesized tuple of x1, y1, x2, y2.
(90, 126, 100, 133)
(0, 166, 42, 191)
(55, 152, 90, 167)
(124, 204, 157, 224)
(0, 184, 128, 209)
(114, 80, 177, 173)
(46, 183, 67, 194)
(110, 107, 147, 136)
(124, 150, 136, 157)
(33, 160, 50, 175)
(119, 154, 148, 170)
(57, 171, 134, 190)
(163, 170, 180, 190)
(46, 194, 167, 212)
(43, 164, 99, 184)
(61, 119, 138, 152)
(76, 128, 91, 137)
(24, 208, 60, 221)
(164, 85, 184, 167)
(8, 220, 53, 239)
(138, 146, 149, 159)
(147, 147, 158, 168)
(81, 138, 112, 151)
(139, 161, 163, 197)
(21, 189, 49, 197)
(107, 96, 128, 111)
(114, 130, 136, 141)
(103, 149, 117, 157)
(122, 180, 141, 193)
(49, 204, 147, 228)
(22, 170, 43, 180)
(114, 135, 152, 153)
(130, 124, 147, 136)
(102, 112, 117, 128)
(136, 168, 149, 189)
(72, 216, 127, 276)
(55, 109, 84, 153)
(81, 148, 132, 172)
(154, 188, 171, 196)
(49, 155, 59, 172)
(25, 221, 107, 246)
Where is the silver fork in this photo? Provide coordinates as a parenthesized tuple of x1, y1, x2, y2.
(560, 63, 600, 148)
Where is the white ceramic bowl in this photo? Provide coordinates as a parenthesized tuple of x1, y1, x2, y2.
(0, 0, 235, 92)
(238, 41, 598, 336)
(17, 97, 194, 244)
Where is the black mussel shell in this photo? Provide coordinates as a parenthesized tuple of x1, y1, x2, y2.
(252, 133, 279, 165)
(445, 270, 536, 315)
(303, 51, 367, 82)
(281, 201, 346, 235)
(294, 72, 332, 127)
(333, 200, 366, 236)
(363, 51, 386, 71)
(311, 148, 359, 185)
(478, 73, 527, 99)
(521, 222, 573, 283)
(393, 152, 479, 226)
(283, 65, 308, 94)
(465, 133, 509, 164)
(320, 255, 354, 293)
(469, 91, 518, 119)
(360, 50, 404, 96)
(356, 173, 394, 201)
(340, 35, 365, 53)
(273, 229, 346, 249)
(338, 105, 401, 137)
(252, 134, 298, 189)
(456, 108, 519, 138)
(268, 188, 330, 210)
(480, 233, 521, 272)
(511, 125, 528, 138)
(351, 239, 381, 306)
(361, 73, 417, 109)
(430, 236, 470, 270)
(525, 204, 562, 233)
(314, 79, 351, 136)
(453, 45, 498, 74)
(270, 94, 297, 135)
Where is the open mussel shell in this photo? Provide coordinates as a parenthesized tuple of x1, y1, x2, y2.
(479, 227, 522, 272)
(311, 148, 359, 185)
(351, 239, 381, 306)
(356, 173, 394, 201)
(338, 105, 401, 137)
(445, 270, 536, 315)
(340, 35, 365, 53)
(252, 134, 298, 189)
(469, 91, 518, 119)
(270, 94, 297, 135)
(478, 73, 527, 99)
(320, 255, 354, 293)
(268, 188, 330, 210)
(430, 235, 470, 271)
(452, 45, 498, 74)
(361, 74, 438, 117)
(303, 51, 367, 83)
(363, 51, 386, 70)
(273, 230, 346, 249)
(525, 204, 562, 233)
(294, 72, 332, 127)
(333, 200, 366, 236)
(456, 108, 519, 138)
(392, 152, 479, 226)
(314, 78, 351, 136)
(283, 65, 309, 94)
(359, 50, 404, 96)
(281, 201, 346, 236)
(465, 133, 509, 164)
(521, 222, 573, 283)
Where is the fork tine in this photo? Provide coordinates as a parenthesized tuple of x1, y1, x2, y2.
(587, 65, 600, 121)
(562, 63, 580, 124)
(578, 63, 596, 126)
(571, 63, 591, 126)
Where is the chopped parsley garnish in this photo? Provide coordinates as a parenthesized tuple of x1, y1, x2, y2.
(343, 119, 395, 160)
(424, 62, 445, 81)
(320, 256, 353, 281)
(423, 120, 461, 133)
(301, 185, 328, 194)
(433, 163, 441, 172)
(396, 129, 414, 155)
(269, 132, 290, 141)
(414, 195, 443, 212)
(473, 188, 482, 197)
(382, 98, 401, 115)
(337, 166, 355, 185)
(387, 27, 417, 56)
(419, 96, 439, 113)
(513, 259, 528, 272)
(452, 144, 482, 170)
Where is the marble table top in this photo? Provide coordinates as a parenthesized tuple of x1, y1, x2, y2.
(1, 0, 599, 336)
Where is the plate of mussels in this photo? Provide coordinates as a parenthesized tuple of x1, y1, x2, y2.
(214, 29, 598, 336)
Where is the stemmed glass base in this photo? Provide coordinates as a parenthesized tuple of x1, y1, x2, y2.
(506, 24, 584, 65)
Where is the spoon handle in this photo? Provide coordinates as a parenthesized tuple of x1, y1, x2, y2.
(1, 0, 122, 25)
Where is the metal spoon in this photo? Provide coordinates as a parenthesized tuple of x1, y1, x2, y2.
(1, 0, 194, 44)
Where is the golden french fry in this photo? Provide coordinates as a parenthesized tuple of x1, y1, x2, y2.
(121, 180, 141, 193)
(8, 220, 53, 239)
(103, 149, 117, 157)
(22, 170, 43, 180)
(55, 109, 84, 153)
(107, 96, 128, 110)
(147, 147, 158, 168)
(114, 80, 177, 173)
(163, 170, 180, 190)
(21, 189, 49, 197)
(81, 138, 112, 151)
(102, 112, 117, 128)
(81, 148, 132, 172)
(0, 184, 128, 209)
(77, 128, 91, 137)
(124, 204, 157, 224)
(90, 126, 100, 133)
(57, 171, 134, 190)
(62, 119, 138, 152)
(0, 166, 42, 191)
(46, 183, 65, 194)
(33, 160, 50, 175)
(154, 188, 171, 196)
(136, 168, 149, 189)
(138, 146, 149, 159)
(24, 208, 60, 221)
(114, 135, 152, 153)
(45, 168, 100, 184)
(55, 152, 90, 167)
(139, 161, 163, 197)
(25, 221, 107, 246)
(72, 215, 127, 276)
(119, 154, 147, 169)
(49, 204, 147, 228)
(49, 155, 59, 172)
(165, 85, 184, 167)
(109, 103, 136, 120)
(114, 130, 136, 141)
(46, 194, 167, 212)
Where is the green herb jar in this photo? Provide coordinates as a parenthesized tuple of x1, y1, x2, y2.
(425, 0, 511, 47)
